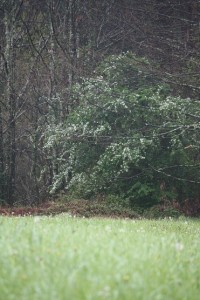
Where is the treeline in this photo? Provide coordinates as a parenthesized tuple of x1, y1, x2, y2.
(0, 0, 199, 207)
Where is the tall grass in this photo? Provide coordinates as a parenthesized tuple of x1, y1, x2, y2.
(0, 215, 199, 300)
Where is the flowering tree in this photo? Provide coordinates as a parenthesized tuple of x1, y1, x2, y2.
(44, 52, 200, 207)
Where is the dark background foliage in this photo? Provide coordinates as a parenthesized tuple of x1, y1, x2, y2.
(0, 0, 199, 210)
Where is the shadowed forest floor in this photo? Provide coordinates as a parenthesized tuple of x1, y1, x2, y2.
(0, 200, 140, 219)
(1, 198, 199, 219)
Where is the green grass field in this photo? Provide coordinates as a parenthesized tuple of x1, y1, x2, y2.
(0, 215, 199, 300)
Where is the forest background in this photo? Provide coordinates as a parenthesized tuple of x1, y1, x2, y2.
(0, 0, 200, 215)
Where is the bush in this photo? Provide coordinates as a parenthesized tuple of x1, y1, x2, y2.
(143, 205, 182, 219)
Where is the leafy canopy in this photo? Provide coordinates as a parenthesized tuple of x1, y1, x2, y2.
(44, 53, 200, 207)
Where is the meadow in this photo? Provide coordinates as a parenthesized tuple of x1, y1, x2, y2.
(0, 215, 199, 300)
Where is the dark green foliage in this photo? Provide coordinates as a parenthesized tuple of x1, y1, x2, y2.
(44, 53, 200, 208)
(96, 53, 159, 90)
(143, 205, 182, 219)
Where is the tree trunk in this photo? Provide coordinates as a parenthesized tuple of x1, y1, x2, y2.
(4, 8, 16, 205)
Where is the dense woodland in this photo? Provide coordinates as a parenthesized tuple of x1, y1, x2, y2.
(0, 0, 200, 211)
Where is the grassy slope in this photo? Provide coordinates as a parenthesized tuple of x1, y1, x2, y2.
(0, 216, 199, 300)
